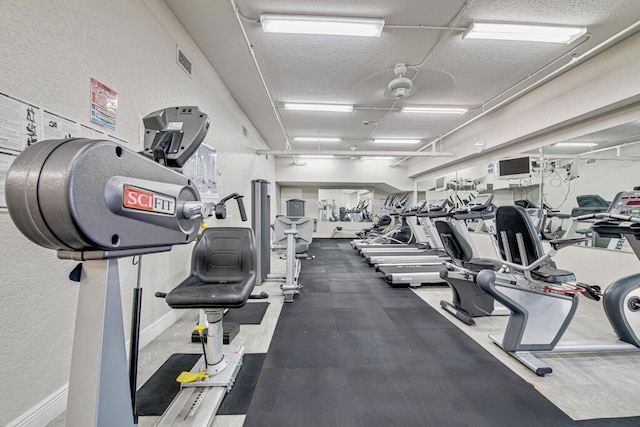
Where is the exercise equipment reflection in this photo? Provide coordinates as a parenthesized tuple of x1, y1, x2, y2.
(271, 216, 315, 302)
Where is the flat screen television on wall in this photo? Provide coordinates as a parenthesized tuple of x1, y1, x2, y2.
(497, 156, 531, 180)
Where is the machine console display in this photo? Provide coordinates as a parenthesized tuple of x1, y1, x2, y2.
(428, 199, 448, 211)
(608, 190, 640, 218)
(468, 193, 493, 209)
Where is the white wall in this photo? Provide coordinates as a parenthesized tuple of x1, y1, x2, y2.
(0, 0, 275, 424)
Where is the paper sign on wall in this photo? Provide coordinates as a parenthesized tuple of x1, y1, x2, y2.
(0, 153, 17, 208)
(42, 110, 80, 140)
(0, 92, 42, 153)
(90, 78, 118, 131)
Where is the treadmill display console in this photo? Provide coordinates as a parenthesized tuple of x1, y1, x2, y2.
(428, 199, 448, 211)
(468, 193, 493, 209)
(609, 191, 640, 218)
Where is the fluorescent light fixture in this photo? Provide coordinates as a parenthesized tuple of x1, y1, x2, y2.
(294, 137, 342, 143)
(298, 154, 335, 158)
(373, 138, 421, 145)
(554, 142, 598, 147)
(360, 156, 396, 160)
(261, 14, 384, 37)
(401, 106, 468, 115)
(463, 22, 587, 44)
(284, 103, 354, 113)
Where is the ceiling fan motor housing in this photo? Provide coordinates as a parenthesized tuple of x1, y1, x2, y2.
(388, 76, 413, 97)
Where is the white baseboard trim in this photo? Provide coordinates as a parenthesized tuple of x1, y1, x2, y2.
(137, 308, 187, 354)
(8, 308, 184, 427)
(8, 384, 68, 427)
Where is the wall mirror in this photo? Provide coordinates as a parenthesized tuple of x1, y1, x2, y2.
(414, 119, 640, 251)
(523, 119, 640, 251)
(317, 188, 374, 222)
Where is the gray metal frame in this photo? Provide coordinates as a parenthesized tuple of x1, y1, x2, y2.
(251, 179, 271, 284)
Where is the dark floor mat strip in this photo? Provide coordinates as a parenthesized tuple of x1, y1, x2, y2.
(136, 353, 265, 417)
(217, 353, 266, 415)
(136, 353, 201, 416)
(224, 301, 269, 324)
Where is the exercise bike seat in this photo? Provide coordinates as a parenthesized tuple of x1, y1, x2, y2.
(165, 227, 256, 309)
(530, 264, 576, 284)
(463, 258, 502, 272)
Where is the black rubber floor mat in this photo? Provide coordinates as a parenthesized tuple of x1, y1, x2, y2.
(218, 353, 266, 415)
(578, 416, 640, 425)
(136, 353, 201, 416)
(245, 239, 579, 427)
(224, 301, 269, 324)
(136, 353, 266, 417)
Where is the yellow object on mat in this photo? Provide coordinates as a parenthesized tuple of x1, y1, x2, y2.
(176, 371, 209, 383)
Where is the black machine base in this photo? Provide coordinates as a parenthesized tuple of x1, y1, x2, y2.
(440, 300, 476, 325)
(190, 322, 240, 345)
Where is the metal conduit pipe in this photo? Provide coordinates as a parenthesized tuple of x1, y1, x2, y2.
(229, 0, 299, 164)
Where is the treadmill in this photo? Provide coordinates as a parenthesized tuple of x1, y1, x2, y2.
(358, 202, 431, 255)
(375, 200, 452, 287)
(364, 199, 450, 266)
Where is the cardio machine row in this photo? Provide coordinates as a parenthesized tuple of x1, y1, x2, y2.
(352, 191, 640, 376)
(353, 194, 496, 288)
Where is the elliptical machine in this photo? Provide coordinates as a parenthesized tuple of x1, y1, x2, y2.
(477, 192, 640, 376)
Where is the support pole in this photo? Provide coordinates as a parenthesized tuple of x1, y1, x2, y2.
(67, 258, 134, 427)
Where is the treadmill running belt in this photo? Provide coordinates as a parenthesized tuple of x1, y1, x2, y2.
(244, 239, 583, 426)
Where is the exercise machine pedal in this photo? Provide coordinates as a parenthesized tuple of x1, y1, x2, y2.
(579, 282, 602, 301)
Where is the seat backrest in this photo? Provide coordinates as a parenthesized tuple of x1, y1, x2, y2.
(495, 206, 545, 266)
(273, 216, 314, 245)
(192, 227, 255, 283)
(577, 194, 610, 208)
(435, 221, 473, 264)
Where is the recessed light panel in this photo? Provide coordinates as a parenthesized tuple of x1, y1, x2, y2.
(373, 138, 421, 144)
(261, 14, 385, 37)
(284, 103, 354, 112)
(401, 106, 468, 114)
(294, 137, 342, 143)
(464, 22, 587, 44)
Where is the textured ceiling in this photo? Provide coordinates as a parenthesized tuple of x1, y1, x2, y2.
(166, 0, 640, 155)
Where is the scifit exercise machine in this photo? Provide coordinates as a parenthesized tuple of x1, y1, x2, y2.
(4, 106, 249, 425)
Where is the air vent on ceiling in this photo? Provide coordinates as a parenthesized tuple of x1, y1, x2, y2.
(177, 46, 192, 77)
(242, 126, 248, 138)
(586, 158, 598, 165)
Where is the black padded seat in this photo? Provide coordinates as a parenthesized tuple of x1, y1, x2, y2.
(463, 258, 502, 272)
(434, 221, 502, 272)
(165, 227, 256, 309)
(530, 265, 576, 283)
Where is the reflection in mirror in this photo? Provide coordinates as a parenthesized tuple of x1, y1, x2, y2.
(525, 120, 640, 251)
(318, 188, 374, 222)
(413, 119, 640, 251)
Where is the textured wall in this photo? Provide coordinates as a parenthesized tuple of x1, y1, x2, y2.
(0, 0, 275, 422)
